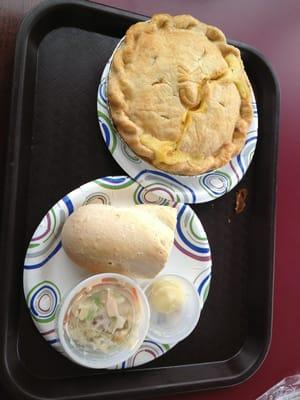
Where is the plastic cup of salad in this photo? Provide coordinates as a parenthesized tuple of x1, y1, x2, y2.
(57, 273, 150, 368)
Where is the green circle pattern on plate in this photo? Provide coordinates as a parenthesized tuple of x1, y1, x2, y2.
(23, 176, 212, 368)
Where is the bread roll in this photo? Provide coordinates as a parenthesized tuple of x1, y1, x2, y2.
(61, 204, 177, 279)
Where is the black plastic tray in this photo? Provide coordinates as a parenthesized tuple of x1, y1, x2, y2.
(0, 0, 279, 399)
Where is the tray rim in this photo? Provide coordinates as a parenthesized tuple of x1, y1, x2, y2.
(0, 0, 280, 399)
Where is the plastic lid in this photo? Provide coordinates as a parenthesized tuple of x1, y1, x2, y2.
(145, 274, 201, 344)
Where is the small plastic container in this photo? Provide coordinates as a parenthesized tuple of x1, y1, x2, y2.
(145, 274, 201, 343)
(57, 273, 150, 369)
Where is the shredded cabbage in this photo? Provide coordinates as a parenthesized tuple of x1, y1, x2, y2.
(65, 284, 137, 353)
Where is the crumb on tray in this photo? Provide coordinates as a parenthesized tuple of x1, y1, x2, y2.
(235, 188, 248, 214)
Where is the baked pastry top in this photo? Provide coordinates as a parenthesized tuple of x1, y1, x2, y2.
(108, 14, 253, 175)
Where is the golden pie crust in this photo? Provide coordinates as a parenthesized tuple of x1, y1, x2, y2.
(108, 14, 253, 175)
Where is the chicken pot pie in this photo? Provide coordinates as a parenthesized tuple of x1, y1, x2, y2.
(108, 14, 253, 176)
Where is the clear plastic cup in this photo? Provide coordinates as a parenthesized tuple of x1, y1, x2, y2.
(144, 274, 201, 343)
(57, 273, 150, 369)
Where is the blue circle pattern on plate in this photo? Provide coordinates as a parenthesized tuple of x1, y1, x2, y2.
(97, 39, 259, 204)
(23, 176, 212, 368)
(199, 171, 232, 198)
(27, 280, 61, 324)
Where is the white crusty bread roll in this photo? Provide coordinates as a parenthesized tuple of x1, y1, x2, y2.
(61, 204, 177, 279)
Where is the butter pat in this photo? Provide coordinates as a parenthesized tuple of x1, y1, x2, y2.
(145, 274, 201, 343)
(149, 278, 186, 314)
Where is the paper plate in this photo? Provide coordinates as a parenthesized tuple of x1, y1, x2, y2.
(97, 40, 258, 204)
(23, 176, 212, 369)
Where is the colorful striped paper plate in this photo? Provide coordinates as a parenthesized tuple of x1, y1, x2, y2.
(23, 176, 212, 368)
